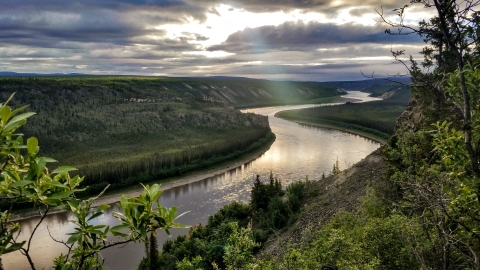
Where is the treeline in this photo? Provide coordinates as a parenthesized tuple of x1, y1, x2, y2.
(138, 173, 314, 270)
(79, 129, 274, 196)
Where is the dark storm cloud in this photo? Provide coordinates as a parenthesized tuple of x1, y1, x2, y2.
(209, 21, 422, 53)
(0, 0, 214, 49)
(1, 0, 208, 21)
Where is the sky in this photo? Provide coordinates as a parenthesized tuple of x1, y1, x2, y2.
(0, 0, 433, 81)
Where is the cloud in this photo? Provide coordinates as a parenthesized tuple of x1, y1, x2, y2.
(209, 21, 422, 53)
(0, 0, 427, 81)
(198, 0, 410, 13)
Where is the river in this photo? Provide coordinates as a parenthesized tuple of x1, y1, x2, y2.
(3, 91, 381, 270)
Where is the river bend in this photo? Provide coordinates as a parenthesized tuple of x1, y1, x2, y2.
(4, 91, 381, 270)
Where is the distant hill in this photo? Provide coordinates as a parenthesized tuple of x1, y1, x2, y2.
(0, 71, 87, 77)
(0, 76, 343, 108)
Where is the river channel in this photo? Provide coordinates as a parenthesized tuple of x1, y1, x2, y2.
(4, 91, 381, 270)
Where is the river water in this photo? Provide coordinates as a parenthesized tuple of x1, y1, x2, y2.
(3, 91, 381, 270)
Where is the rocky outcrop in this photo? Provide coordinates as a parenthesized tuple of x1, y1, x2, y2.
(260, 148, 386, 257)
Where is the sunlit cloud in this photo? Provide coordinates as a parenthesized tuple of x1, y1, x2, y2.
(0, 0, 432, 81)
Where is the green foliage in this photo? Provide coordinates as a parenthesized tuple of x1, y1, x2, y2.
(258, 198, 430, 270)
(219, 222, 260, 270)
(143, 175, 312, 270)
(149, 201, 253, 270)
(0, 95, 188, 269)
(250, 173, 283, 211)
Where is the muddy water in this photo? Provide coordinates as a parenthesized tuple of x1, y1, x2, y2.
(3, 91, 381, 270)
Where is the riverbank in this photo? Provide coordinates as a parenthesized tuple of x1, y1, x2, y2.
(274, 113, 387, 145)
(10, 133, 275, 221)
(91, 133, 275, 207)
(275, 96, 387, 145)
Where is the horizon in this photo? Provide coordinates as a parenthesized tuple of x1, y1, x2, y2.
(0, 71, 411, 83)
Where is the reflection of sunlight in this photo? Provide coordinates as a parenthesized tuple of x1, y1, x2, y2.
(262, 146, 282, 164)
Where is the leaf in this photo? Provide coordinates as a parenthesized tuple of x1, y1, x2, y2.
(3, 241, 25, 254)
(4, 112, 36, 132)
(48, 191, 74, 200)
(27, 137, 38, 155)
(111, 224, 129, 237)
(139, 226, 147, 239)
(43, 199, 62, 206)
(11, 180, 34, 188)
(36, 157, 47, 177)
(87, 212, 103, 222)
(97, 204, 110, 211)
(0, 105, 11, 124)
(44, 181, 68, 188)
(10, 105, 29, 118)
(67, 233, 81, 244)
(52, 166, 78, 174)
(111, 224, 129, 231)
(154, 216, 166, 226)
(43, 157, 57, 163)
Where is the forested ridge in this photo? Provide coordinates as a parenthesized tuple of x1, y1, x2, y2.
(0, 77, 280, 199)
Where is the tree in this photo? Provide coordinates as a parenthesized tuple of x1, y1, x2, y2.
(0, 94, 188, 270)
(379, 0, 480, 178)
(378, 1, 480, 267)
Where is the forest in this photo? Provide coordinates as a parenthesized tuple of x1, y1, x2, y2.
(0, 77, 279, 199)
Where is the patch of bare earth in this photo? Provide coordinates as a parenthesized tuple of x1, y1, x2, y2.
(260, 147, 386, 257)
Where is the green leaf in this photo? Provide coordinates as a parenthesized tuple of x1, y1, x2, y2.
(27, 137, 38, 155)
(154, 216, 166, 226)
(67, 233, 81, 244)
(11, 180, 34, 188)
(48, 191, 74, 200)
(3, 241, 25, 254)
(43, 157, 57, 163)
(43, 199, 62, 206)
(98, 204, 111, 211)
(111, 224, 129, 237)
(36, 157, 47, 177)
(10, 105, 29, 118)
(4, 112, 36, 132)
(111, 224, 129, 231)
(44, 181, 68, 188)
(52, 166, 78, 174)
(0, 105, 11, 124)
(140, 226, 147, 239)
(87, 212, 104, 222)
